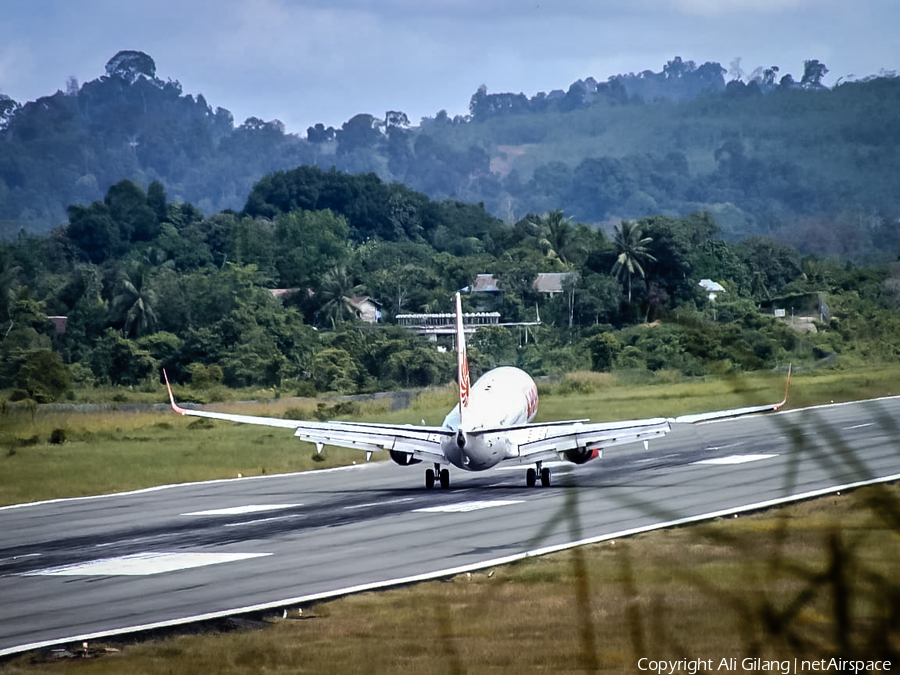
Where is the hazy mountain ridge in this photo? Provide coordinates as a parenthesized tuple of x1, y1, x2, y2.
(1, 51, 898, 261)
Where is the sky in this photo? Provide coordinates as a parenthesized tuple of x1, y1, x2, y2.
(1, 0, 897, 135)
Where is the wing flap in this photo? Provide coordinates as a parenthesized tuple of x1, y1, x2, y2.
(292, 423, 448, 459)
(510, 418, 671, 459)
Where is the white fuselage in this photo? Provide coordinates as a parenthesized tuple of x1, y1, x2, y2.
(439, 366, 539, 471)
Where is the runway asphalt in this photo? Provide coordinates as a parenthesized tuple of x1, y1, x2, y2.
(1, 396, 898, 656)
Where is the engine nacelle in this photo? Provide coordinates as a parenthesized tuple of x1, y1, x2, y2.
(389, 450, 422, 466)
(564, 447, 600, 465)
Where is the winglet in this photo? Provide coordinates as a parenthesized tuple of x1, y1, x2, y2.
(455, 292, 470, 425)
(773, 363, 792, 410)
(163, 369, 188, 415)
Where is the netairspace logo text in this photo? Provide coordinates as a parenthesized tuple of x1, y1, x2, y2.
(637, 657, 892, 675)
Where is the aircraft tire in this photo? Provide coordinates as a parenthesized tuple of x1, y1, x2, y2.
(540, 467, 551, 487)
(425, 469, 435, 489)
(526, 467, 536, 487)
(439, 469, 450, 489)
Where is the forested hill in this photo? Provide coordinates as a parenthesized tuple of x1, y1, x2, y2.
(2, 50, 899, 261)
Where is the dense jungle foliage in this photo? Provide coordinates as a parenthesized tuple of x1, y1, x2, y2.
(2, 51, 899, 263)
(2, 162, 900, 404)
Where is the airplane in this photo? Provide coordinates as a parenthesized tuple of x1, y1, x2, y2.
(165, 293, 790, 489)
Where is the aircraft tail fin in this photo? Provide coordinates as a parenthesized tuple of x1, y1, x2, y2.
(455, 292, 470, 424)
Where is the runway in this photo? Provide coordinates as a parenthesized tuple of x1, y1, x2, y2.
(1, 396, 898, 656)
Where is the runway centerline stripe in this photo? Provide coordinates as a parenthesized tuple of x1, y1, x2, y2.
(692, 454, 777, 465)
(182, 504, 302, 516)
(344, 497, 416, 510)
(414, 500, 524, 513)
(223, 515, 307, 527)
(21, 552, 272, 577)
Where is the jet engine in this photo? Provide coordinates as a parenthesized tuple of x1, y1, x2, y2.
(564, 447, 600, 465)
(389, 450, 422, 466)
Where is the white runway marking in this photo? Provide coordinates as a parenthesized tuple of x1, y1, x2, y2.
(0, 553, 41, 564)
(693, 454, 777, 466)
(705, 442, 744, 451)
(223, 515, 307, 528)
(844, 423, 874, 430)
(635, 453, 679, 464)
(344, 497, 415, 510)
(414, 500, 523, 513)
(22, 552, 272, 577)
(182, 504, 301, 516)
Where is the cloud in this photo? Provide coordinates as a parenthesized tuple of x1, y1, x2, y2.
(672, 0, 818, 14)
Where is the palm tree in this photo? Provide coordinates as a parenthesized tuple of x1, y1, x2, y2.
(611, 221, 655, 302)
(526, 210, 586, 268)
(317, 266, 362, 328)
(111, 262, 158, 338)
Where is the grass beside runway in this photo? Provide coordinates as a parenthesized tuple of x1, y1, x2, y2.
(2, 365, 900, 506)
(3, 483, 897, 673)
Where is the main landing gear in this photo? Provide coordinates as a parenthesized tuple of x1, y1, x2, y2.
(425, 464, 450, 489)
(526, 461, 551, 488)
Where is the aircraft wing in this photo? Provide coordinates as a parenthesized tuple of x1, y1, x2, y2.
(486, 365, 791, 464)
(506, 417, 673, 463)
(164, 373, 451, 463)
(671, 365, 791, 424)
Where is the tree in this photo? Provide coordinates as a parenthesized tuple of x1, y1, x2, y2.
(571, 272, 621, 326)
(111, 262, 159, 338)
(89, 329, 157, 386)
(524, 210, 587, 267)
(691, 239, 752, 296)
(801, 59, 829, 89)
(220, 326, 288, 388)
(585, 333, 622, 372)
(470, 325, 517, 369)
(15, 349, 70, 402)
(738, 236, 803, 300)
(0, 94, 20, 130)
(105, 179, 159, 243)
(104, 51, 157, 83)
(611, 221, 656, 302)
(0, 249, 20, 326)
(67, 202, 121, 263)
(274, 209, 351, 289)
(311, 348, 359, 393)
(336, 114, 382, 155)
(385, 342, 451, 387)
(641, 212, 718, 302)
(146, 180, 168, 222)
(317, 266, 361, 328)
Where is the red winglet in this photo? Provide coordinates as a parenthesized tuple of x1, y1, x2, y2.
(773, 363, 792, 410)
(163, 369, 188, 415)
